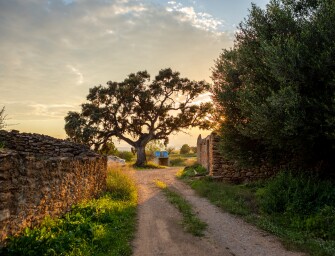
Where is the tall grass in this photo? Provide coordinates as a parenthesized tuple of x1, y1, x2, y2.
(1, 166, 137, 256)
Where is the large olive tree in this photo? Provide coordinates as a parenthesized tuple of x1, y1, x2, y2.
(65, 68, 212, 166)
(212, 0, 335, 174)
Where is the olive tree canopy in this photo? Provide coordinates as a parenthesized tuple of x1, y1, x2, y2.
(65, 68, 212, 166)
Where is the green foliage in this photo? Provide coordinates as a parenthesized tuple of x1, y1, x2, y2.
(188, 179, 256, 216)
(258, 171, 335, 215)
(190, 146, 197, 154)
(178, 164, 208, 178)
(305, 206, 335, 240)
(106, 166, 137, 201)
(133, 161, 166, 169)
(99, 141, 118, 156)
(1, 167, 137, 256)
(212, 0, 335, 174)
(65, 68, 212, 167)
(155, 180, 207, 236)
(116, 151, 133, 162)
(180, 144, 191, 154)
(169, 157, 186, 166)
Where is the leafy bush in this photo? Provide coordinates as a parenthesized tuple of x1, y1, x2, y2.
(170, 157, 186, 166)
(179, 164, 208, 178)
(305, 206, 335, 240)
(258, 171, 335, 215)
(117, 151, 133, 162)
(180, 144, 191, 154)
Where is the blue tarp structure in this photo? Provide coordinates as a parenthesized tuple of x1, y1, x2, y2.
(154, 151, 169, 158)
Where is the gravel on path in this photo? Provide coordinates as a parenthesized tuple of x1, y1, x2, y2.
(131, 167, 305, 256)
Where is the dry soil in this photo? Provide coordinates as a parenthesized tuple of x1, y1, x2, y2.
(131, 167, 305, 256)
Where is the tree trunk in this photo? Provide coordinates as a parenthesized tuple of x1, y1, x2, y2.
(135, 146, 147, 167)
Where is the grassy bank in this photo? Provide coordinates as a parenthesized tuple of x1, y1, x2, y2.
(155, 180, 207, 236)
(179, 165, 335, 256)
(1, 165, 137, 256)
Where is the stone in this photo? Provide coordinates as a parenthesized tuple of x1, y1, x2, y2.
(0, 209, 10, 221)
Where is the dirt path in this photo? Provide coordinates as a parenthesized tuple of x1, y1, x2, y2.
(131, 167, 304, 256)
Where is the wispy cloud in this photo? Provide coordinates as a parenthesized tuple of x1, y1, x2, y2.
(167, 1, 224, 33)
(67, 65, 84, 84)
(0, 0, 232, 137)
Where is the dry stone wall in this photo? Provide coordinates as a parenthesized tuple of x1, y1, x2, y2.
(197, 133, 277, 183)
(0, 130, 107, 245)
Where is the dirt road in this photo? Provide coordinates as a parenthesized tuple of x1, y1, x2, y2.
(131, 167, 304, 256)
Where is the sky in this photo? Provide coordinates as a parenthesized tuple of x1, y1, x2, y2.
(0, 0, 268, 150)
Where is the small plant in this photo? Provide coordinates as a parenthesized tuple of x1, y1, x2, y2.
(0, 141, 5, 149)
(154, 179, 207, 236)
(177, 164, 208, 178)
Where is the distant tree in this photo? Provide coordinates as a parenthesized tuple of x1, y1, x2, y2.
(180, 144, 191, 155)
(190, 146, 197, 154)
(65, 68, 212, 167)
(212, 0, 335, 174)
(166, 146, 175, 155)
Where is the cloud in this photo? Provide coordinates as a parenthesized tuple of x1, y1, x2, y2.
(0, 0, 232, 138)
(166, 1, 225, 33)
(67, 65, 84, 84)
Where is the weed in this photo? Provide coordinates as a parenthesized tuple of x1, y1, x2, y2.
(154, 179, 207, 236)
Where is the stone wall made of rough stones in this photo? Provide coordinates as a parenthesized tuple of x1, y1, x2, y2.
(0, 130, 107, 245)
(0, 130, 95, 158)
(197, 133, 277, 183)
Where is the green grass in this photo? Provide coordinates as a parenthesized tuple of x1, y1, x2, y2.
(155, 180, 207, 237)
(178, 166, 335, 256)
(169, 154, 197, 167)
(133, 161, 166, 169)
(1, 166, 137, 256)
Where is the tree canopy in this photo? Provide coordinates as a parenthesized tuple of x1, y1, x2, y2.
(211, 0, 335, 175)
(65, 68, 212, 166)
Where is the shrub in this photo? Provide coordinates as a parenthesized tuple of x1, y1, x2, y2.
(305, 205, 335, 240)
(258, 171, 335, 215)
(170, 157, 186, 166)
(178, 164, 208, 178)
(180, 144, 191, 154)
(117, 151, 133, 162)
